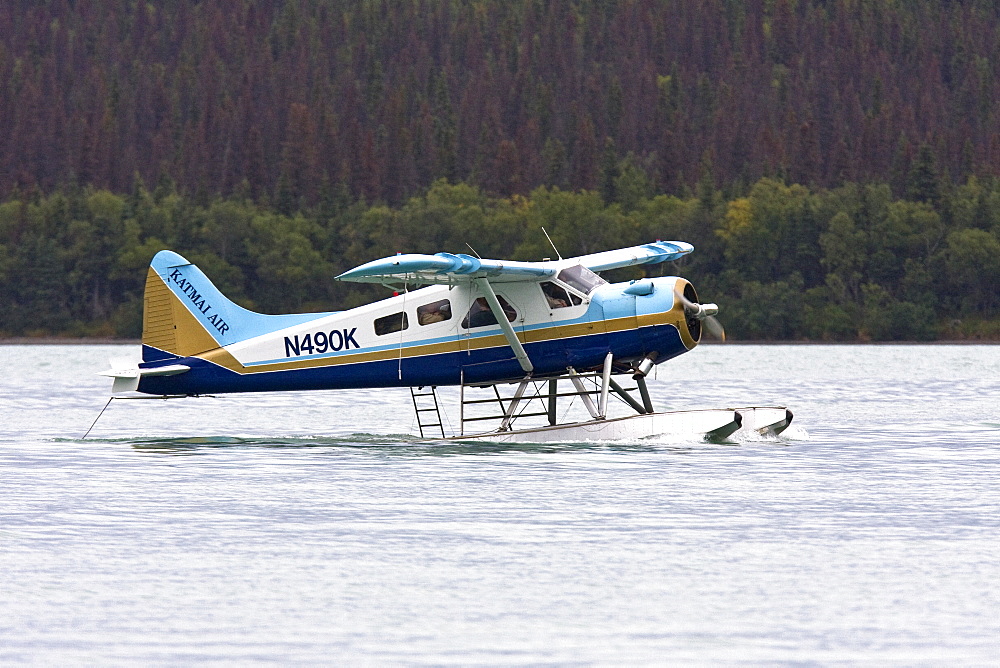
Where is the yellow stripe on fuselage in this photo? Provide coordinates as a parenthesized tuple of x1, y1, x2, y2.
(194, 305, 687, 376)
(152, 286, 691, 376)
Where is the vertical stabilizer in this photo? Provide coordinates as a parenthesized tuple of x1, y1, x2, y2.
(141, 250, 334, 363)
(141, 253, 235, 362)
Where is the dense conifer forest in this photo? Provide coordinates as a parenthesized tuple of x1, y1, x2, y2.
(1, 0, 999, 339)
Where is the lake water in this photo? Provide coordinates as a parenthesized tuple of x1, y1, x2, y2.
(1, 343, 998, 664)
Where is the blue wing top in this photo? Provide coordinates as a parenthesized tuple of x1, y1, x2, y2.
(573, 240, 693, 272)
(336, 241, 694, 286)
(335, 252, 555, 284)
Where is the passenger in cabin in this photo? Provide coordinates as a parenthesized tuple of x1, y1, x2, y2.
(417, 299, 452, 325)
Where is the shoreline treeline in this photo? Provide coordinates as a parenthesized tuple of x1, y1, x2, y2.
(2, 0, 999, 340)
(2, 175, 998, 341)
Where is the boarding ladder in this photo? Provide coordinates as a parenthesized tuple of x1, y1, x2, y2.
(409, 386, 445, 438)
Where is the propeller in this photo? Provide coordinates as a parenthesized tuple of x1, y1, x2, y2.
(675, 289, 726, 342)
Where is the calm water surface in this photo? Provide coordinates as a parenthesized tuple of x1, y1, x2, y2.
(1, 344, 998, 665)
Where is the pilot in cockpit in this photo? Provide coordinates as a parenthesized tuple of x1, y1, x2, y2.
(540, 281, 570, 308)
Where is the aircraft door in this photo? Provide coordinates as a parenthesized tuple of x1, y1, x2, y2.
(456, 286, 529, 383)
(406, 292, 462, 385)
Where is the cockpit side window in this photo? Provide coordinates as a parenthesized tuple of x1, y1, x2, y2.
(417, 299, 452, 325)
(557, 265, 606, 295)
(461, 296, 517, 329)
(540, 281, 582, 308)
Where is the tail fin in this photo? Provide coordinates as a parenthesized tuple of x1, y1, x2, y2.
(141, 251, 332, 362)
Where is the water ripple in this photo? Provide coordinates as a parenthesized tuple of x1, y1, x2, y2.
(2, 344, 999, 663)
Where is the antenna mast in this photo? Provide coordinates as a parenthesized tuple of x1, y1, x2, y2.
(541, 227, 562, 260)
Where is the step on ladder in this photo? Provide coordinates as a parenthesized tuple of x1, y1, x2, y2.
(409, 386, 445, 438)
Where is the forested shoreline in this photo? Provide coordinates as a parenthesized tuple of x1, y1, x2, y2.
(2, 0, 999, 339)
(2, 173, 998, 341)
(5, 0, 1000, 203)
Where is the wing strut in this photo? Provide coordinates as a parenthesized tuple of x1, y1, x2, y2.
(473, 277, 533, 374)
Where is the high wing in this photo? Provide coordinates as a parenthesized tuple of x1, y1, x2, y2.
(572, 240, 693, 273)
(335, 241, 693, 286)
(335, 252, 554, 285)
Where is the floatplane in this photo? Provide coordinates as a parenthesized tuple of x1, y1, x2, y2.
(94, 241, 791, 442)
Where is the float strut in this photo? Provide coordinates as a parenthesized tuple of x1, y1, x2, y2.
(636, 375, 654, 414)
(567, 367, 601, 419)
(598, 352, 613, 418)
(608, 378, 647, 415)
(547, 378, 558, 425)
(499, 377, 532, 431)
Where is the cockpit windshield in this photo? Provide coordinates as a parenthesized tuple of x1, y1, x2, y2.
(557, 265, 606, 295)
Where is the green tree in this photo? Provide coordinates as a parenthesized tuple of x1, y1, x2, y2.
(820, 211, 867, 305)
(720, 273, 805, 340)
(514, 187, 628, 260)
(247, 213, 330, 312)
(716, 179, 815, 284)
(614, 155, 655, 213)
(861, 283, 937, 341)
(944, 228, 1000, 313)
(907, 143, 941, 206)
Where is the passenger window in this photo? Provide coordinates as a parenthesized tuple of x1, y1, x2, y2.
(461, 296, 517, 329)
(557, 265, 606, 294)
(374, 311, 408, 336)
(417, 299, 452, 325)
(540, 281, 582, 308)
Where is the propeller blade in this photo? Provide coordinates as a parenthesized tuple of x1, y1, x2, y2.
(703, 315, 726, 342)
(674, 288, 726, 341)
(675, 288, 695, 312)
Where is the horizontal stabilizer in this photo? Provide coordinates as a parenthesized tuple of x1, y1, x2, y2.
(99, 358, 190, 395)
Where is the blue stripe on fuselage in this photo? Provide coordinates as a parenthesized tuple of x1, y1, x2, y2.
(137, 324, 687, 395)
